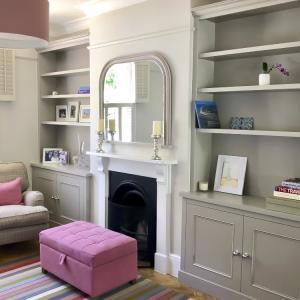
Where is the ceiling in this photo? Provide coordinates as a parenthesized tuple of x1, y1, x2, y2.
(49, 0, 147, 38)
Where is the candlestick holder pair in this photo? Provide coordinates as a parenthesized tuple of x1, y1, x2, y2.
(151, 134, 162, 160)
(96, 130, 116, 153)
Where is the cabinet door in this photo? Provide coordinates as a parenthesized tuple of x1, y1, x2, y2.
(185, 203, 243, 291)
(32, 168, 58, 222)
(242, 217, 300, 300)
(56, 174, 84, 224)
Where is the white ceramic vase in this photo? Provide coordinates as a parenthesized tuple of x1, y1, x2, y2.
(259, 73, 270, 85)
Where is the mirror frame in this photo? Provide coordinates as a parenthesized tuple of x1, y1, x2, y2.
(99, 52, 172, 145)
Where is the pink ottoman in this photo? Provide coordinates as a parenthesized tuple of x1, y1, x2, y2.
(39, 221, 138, 297)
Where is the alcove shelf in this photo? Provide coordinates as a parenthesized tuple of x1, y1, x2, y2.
(198, 84, 300, 93)
(197, 129, 300, 138)
(199, 41, 300, 61)
(42, 121, 90, 127)
(41, 68, 90, 77)
(42, 94, 90, 99)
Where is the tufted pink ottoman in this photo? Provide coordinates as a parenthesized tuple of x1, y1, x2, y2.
(39, 221, 138, 297)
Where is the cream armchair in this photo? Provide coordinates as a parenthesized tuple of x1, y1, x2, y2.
(0, 162, 49, 246)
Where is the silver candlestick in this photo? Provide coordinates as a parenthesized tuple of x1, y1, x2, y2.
(96, 131, 105, 153)
(151, 134, 162, 160)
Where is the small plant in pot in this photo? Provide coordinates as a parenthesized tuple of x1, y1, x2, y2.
(259, 62, 289, 85)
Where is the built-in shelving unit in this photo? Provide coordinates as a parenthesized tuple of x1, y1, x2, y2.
(42, 121, 90, 127)
(41, 68, 90, 77)
(38, 34, 91, 163)
(199, 83, 300, 93)
(42, 94, 90, 99)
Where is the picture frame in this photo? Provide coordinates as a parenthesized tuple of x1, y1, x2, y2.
(214, 155, 247, 195)
(43, 148, 63, 164)
(67, 102, 79, 122)
(56, 105, 68, 122)
(58, 150, 69, 165)
(79, 105, 91, 123)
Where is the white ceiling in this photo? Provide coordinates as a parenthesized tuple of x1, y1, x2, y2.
(49, 0, 147, 38)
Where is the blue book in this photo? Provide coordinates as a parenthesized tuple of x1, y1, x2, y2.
(194, 100, 220, 129)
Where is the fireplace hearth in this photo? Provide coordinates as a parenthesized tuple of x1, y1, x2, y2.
(108, 171, 157, 267)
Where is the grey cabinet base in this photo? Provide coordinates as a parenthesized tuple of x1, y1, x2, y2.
(179, 270, 254, 300)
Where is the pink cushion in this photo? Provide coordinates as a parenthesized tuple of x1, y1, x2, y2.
(39, 221, 137, 267)
(0, 177, 22, 205)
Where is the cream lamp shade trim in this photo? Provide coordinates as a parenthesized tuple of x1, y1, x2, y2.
(0, 0, 49, 49)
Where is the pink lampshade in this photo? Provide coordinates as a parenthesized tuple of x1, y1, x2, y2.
(0, 0, 49, 49)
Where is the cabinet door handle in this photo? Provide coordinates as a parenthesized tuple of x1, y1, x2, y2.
(242, 252, 251, 259)
(232, 250, 241, 256)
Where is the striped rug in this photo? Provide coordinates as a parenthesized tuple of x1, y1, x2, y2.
(0, 256, 187, 300)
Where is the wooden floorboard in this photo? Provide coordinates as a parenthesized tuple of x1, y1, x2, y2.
(0, 240, 215, 300)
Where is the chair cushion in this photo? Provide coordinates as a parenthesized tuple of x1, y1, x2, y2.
(0, 205, 49, 230)
(39, 221, 137, 267)
(0, 178, 22, 205)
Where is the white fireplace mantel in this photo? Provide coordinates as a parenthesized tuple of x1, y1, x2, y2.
(88, 151, 178, 274)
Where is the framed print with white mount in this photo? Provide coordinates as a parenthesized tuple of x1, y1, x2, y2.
(214, 155, 247, 195)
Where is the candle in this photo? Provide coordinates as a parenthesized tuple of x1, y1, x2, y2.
(109, 119, 115, 131)
(199, 181, 209, 192)
(98, 119, 104, 132)
(152, 121, 162, 136)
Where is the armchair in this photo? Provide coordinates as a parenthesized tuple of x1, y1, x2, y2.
(0, 162, 49, 246)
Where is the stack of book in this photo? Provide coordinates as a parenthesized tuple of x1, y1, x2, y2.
(268, 178, 300, 208)
(78, 86, 90, 94)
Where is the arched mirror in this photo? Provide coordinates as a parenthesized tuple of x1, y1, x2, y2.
(99, 52, 172, 145)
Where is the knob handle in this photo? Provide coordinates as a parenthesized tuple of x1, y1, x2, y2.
(242, 252, 251, 259)
(232, 250, 241, 256)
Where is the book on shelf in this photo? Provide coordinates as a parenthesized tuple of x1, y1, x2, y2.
(78, 86, 90, 94)
(275, 185, 300, 195)
(194, 100, 220, 129)
(273, 191, 300, 201)
(282, 178, 300, 189)
(266, 197, 300, 209)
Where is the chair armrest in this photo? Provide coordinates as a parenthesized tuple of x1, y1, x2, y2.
(23, 191, 44, 207)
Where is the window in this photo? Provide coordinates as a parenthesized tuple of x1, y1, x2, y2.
(0, 49, 15, 101)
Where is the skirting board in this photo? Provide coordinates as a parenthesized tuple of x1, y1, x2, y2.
(155, 253, 181, 278)
(178, 270, 254, 300)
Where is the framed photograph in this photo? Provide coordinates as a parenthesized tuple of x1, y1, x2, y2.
(79, 105, 91, 123)
(67, 102, 79, 122)
(214, 155, 247, 195)
(43, 148, 63, 164)
(58, 150, 69, 165)
(56, 105, 68, 122)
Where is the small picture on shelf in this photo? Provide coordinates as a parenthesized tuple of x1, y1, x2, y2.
(58, 151, 69, 165)
(79, 105, 91, 123)
(194, 100, 220, 129)
(214, 155, 247, 195)
(230, 117, 254, 130)
(56, 105, 68, 122)
(67, 102, 79, 122)
(43, 148, 62, 164)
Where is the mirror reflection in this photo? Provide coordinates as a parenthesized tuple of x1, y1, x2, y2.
(103, 61, 164, 143)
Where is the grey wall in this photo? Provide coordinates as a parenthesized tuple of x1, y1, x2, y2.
(0, 50, 39, 182)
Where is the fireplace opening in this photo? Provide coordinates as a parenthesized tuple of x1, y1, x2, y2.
(108, 171, 157, 267)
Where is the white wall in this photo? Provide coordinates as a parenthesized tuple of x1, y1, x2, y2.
(0, 49, 39, 182)
(89, 0, 193, 274)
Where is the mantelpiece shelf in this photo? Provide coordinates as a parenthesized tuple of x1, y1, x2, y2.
(199, 84, 300, 93)
(42, 121, 90, 127)
(197, 128, 300, 138)
(41, 68, 90, 77)
(42, 94, 90, 99)
(199, 41, 300, 61)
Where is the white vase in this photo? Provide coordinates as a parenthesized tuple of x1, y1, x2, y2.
(259, 73, 270, 85)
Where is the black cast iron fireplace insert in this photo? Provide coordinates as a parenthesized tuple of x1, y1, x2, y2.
(108, 171, 157, 267)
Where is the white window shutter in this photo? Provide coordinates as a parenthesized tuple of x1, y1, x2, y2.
(0, 49, 15, 101)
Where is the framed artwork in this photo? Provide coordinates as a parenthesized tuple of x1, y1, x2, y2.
(214, 155, 247, 195)
(56, 105, 68, 122)
(43, 148, 63, 164)
(79, 105, 91, 123)
(58, 150, 69, 165)
(67, 102, 79, 122)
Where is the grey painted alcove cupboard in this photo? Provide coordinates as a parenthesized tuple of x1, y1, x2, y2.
(182, 1, 300, 299)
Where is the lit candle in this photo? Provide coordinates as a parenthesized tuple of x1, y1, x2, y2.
(98, 119, 104, 132)
(109, 119, 116, 131)
(152, 121, 162, 136)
